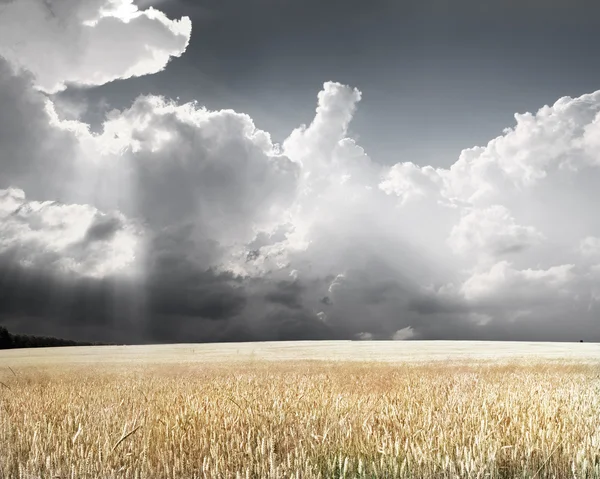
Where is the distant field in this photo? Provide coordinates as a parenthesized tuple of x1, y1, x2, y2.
(1, 341, 599, 478)
(1, 339, 599, 366)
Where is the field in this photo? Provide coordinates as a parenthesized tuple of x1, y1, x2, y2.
(1, 341, 599, 478)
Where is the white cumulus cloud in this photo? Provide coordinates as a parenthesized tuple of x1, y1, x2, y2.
(0, 0, 191, 93)
(448, 205, 544, 258)
(392, 327, 416, 340)
(0, 188, 141, 278)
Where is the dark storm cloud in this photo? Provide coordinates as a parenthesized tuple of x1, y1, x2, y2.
(264, 280, 305, 309)
(360, 279, 403, 306)
(261, 309, 334, 341)
(1, 250, 594, 344)
(0, 60, 77, 202)
(0, 253, 245, 343)
(408, 293, 470, 316)
(0, 251, 338, 343)
(0, 253, 135, 341)
(146, 271, 246, 320)
(0, 198, 250, 343)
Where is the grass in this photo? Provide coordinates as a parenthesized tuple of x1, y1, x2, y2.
(0, 343, 599, 478)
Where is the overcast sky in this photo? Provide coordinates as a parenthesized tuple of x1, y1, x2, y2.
(1, 0, 600, 343)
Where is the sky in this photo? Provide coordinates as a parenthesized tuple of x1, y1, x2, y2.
(0, 0, 600, 343)
(59, 0, 600, 167)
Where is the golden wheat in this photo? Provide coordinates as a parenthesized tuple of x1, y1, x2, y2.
(0, 358, 599, 478)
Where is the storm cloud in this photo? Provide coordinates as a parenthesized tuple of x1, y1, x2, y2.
(1, 0, 600, 343)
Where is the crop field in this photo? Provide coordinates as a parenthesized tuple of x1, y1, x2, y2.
(0, 341, 599, 478)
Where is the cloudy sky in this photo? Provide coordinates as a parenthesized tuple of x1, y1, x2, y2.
(1, 0, 600, 343)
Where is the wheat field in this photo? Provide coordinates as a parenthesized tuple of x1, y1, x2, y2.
(1, 341, 600, 479)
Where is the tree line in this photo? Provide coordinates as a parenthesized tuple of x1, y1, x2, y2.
(0, 326, 107, 349)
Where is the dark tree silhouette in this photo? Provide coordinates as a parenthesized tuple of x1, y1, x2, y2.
(0, 326, 11, 349)
(0, 326, 107, 349)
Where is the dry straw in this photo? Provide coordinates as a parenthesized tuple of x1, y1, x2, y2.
(0, 360, 599, 478)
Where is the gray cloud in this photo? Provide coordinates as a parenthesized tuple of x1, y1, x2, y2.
(264, 280, 305, 310)
(0, 60, 77, 201)
(83, 214, 124, 243)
